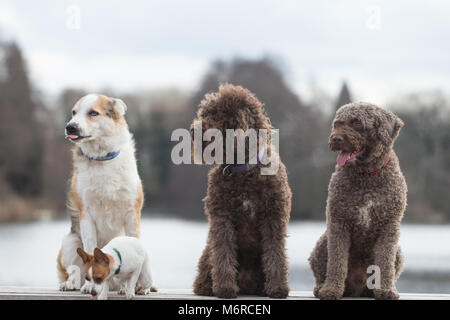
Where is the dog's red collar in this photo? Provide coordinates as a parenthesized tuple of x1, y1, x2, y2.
(363, 156, 390, 177)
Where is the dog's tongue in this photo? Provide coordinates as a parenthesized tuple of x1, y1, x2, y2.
(337, 152, 351, 166)
(66, 135, 78, 140)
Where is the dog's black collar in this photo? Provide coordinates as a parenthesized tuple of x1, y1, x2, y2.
(113, 248, 122, 275)
(223, 163, 251, 176)
(222, 147, 265, 176)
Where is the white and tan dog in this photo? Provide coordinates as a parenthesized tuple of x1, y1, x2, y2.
(77, 236, 156, 300)
(57, 93, 144, 294)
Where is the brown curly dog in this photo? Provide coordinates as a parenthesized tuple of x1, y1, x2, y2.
(191, 84, 292, 299)
(309, 102, 407, 300)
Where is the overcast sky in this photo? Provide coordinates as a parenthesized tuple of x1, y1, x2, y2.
(0, 0, 449, 106)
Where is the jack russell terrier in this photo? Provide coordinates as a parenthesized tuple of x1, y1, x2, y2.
(77, 236, 156, 300)
(57, 93, 146, 294)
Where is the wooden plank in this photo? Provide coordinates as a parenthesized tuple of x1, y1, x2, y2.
(0, 287, 449, 300)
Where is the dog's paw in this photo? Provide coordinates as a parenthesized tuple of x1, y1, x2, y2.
(135, 285, 152, 295)
(150, 285, 158, 292)
(313, 285, 323, 298)
(374, 288, 399, 300)
(138, 288, 151, 295)
(118, 281, 129, 295)
(125, 291, 135, 300)
(134, 283, 143, 294)
(194, 284, 213, 296)
(265, 285, 289, 299)
(80, 281, 91, 294)
(214, 286, 238, 299)
(317, 285, 343, 300)
(59, 281, 77, 291)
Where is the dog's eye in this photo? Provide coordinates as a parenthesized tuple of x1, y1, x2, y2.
(333, 121, 343, 128)
(72, 110, 76, 116)
(94, 277, 102, 283)
(85, 276, 89, 281)
(351, 119, 362, 128)
(89, 110, 99, 117)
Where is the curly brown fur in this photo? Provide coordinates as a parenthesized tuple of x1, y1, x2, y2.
(192, 84, 292, 299)
(309, 102, 407, 300)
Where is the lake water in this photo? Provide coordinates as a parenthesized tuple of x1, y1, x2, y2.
(0, 218, 449, 293)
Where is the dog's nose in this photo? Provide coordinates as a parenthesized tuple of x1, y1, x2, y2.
(91, 289, 97, 296)
(332, 135, 344, 144)
(65, 123, 79, 134)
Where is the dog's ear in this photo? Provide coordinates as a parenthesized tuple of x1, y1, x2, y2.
(376, 109, 404, 146)
(77, 248, 92, 264)
(93, 248, 109, 265)
(106, 98, 127, 120)
(113, 98, 127, 116)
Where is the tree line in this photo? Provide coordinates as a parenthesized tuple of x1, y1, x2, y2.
(0, 41, 449, 223)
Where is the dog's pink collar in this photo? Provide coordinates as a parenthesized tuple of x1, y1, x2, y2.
(363, 156, 390, 177)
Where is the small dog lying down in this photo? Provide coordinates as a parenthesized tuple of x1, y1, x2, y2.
(77, 236, 157, 300)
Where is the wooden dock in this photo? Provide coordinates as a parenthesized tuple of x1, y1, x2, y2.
(1, 287, 449, 300)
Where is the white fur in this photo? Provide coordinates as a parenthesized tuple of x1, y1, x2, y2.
(358, 200, 375, 229)
(58, 94, 143, 292)
(92, 236, 154, 300)
(76, 134, 141, 251)
(243, 199, 256, 219)
(80, 94, 99, 110)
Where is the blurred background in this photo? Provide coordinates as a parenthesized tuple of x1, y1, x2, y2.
(0, 1, 449, 293)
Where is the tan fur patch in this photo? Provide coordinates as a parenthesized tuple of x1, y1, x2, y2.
(134, 180, 144, 237)
(78, 249, 111, 284)
(91, 263, 110, 284)
(94, 94, 126, 124)
(91, 250, 112, 284)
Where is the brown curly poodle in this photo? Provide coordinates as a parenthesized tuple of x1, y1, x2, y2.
(309, 102, 407, 300)
(191, 84, 292, 299)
